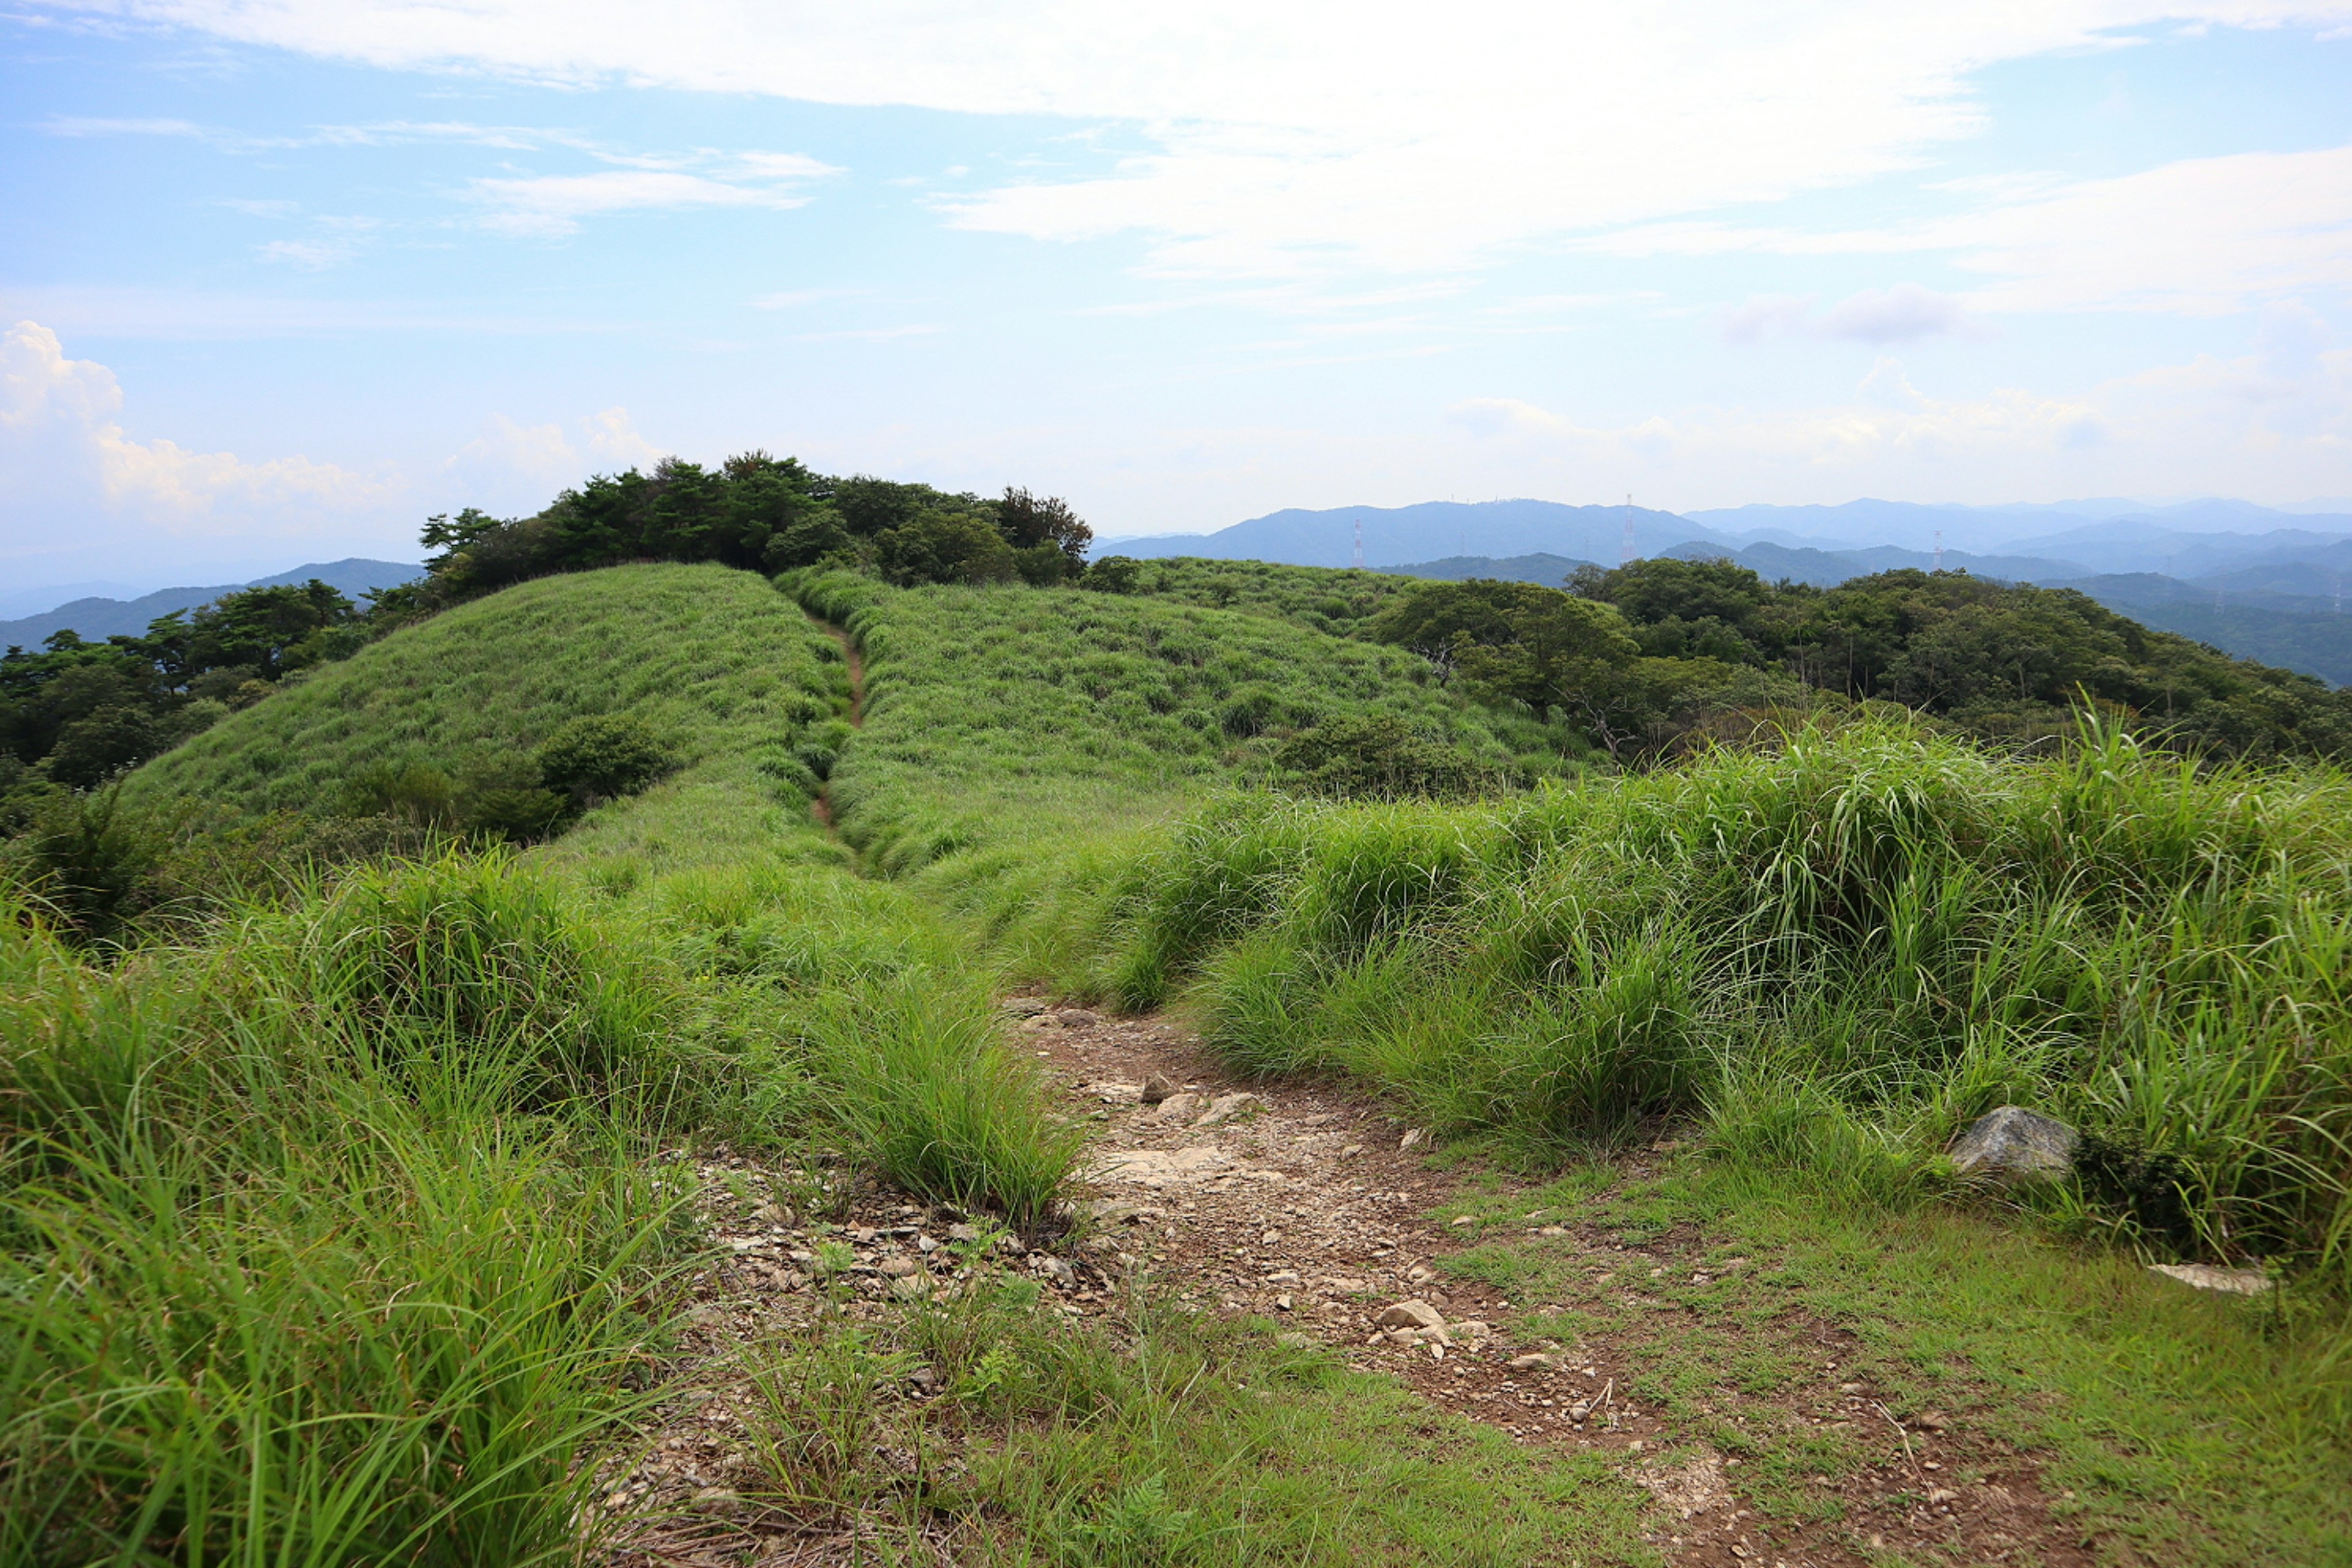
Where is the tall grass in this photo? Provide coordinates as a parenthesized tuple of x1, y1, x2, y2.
(1076, 717, 2352, 1287)
(630, 858, 1079, 1224)
(0, 869, 699, 1565)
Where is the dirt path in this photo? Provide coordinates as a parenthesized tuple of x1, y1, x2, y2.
(1023, 1003, 2090, 1568)
(609, 998, 2094, 1566)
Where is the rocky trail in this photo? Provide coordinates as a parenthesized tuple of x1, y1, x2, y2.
(610, 1002, 2100, 1567)
(1025, 1003, 2090, 1568)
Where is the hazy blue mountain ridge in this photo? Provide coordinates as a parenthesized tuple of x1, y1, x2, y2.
(1, 559, 424, 649)
(1105, 499, 1732, 567)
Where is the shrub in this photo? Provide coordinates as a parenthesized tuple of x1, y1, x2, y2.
(1275, 714, 1493, 799)
(339, 760, 461, 826)
(535, 714, 673, 807)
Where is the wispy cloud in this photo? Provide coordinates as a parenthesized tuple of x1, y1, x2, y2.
(1722, 284, 1977, 345)
(790, 324, 941, 342)
(750, 288, 860, 310)
(41, 115, 205, 137)
(1616, 146, 2352, 317)
(468, 167, 829, 235)
(31, 0, 2352, 289)
(255, 238, 356, 269)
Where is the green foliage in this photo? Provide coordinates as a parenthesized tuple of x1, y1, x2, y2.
(1573, 559, 2352, 760)
(1274, 714, 1494, 799)
(1079, 554, 1143, 594)
(418, 453, 1091, 603)
(0, 580, 371, 795)
(1116, 556, 1417, 635)
(0, 785, 170, 940)
(780, 568, 1510, 875)
(133, 564, 835, 823)
(535, 712, 673, 806)
(0, 872, 698, 1564)
(1088, 717, 2352, 1288)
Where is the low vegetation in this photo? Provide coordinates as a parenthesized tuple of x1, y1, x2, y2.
(6, 455, 2351, 1561)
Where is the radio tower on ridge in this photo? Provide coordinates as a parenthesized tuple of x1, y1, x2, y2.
(1620, 494, 1636, 566)
(1352, 516, 1364, 570)
(1933, 529, 1945, 573)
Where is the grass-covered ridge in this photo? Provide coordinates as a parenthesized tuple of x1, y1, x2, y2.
(15, 544, 2352, 1561)
(133, 562, 843, 821)
(786, 568, 1557, 873)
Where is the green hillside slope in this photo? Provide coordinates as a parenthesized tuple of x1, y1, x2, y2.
(786, 568, 1554, 873)
(132, 564, 843, 844)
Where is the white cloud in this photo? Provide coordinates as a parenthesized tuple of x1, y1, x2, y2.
(256, 237, 355, 268)
(41, 115, 204, 137)
(1, 320, 400, 583)
(791, 325, 942, 342)
(468, 167, 831, 235)
(750, 288, 858, 310)
(444, 405, 662, 497)
(40, 0, 2352, 284)
(1615, 145, 2352, 315)
(1723, 284, 1976, 344)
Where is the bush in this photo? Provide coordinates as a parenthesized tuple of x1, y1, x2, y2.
(339, 761, 461, 826)
(535, 714, 673, 807)
(1275, 715, 1493, 799)
(1081, 556, 1142, 594)
(1, 786, 170, 941)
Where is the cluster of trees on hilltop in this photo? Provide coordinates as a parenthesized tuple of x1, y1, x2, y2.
(407, 453, 1091, 608)
(1365, 557, 2352, 761)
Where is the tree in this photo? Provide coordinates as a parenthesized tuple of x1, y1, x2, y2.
(1372, 579, 1640, 705)
(997, 487, 1092, 573)
(182, 581, 358, 680)
(873, 509, 1020, 586)
(1275, 715, 1490, 799)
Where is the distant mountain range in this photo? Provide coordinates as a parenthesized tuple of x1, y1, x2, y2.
(1165, 497, 2352, 688)
(1106, 500, 1721, 568)
(1, 559, 424, 650)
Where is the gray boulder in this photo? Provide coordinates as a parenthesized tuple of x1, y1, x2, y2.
(1950, 1106, 2077, 1183)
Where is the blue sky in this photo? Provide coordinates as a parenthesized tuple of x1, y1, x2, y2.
(4, 2, 2351, 589)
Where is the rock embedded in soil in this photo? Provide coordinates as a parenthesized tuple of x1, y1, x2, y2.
(1950, 1106, 2077, 1183)
(2149, 1262, 2272, 1294)
(1155, 1091, 1206, 1123)
(1056, 1009, 1100, 1027)
(1376, 1298, 1447, 1332)
(1139, 1072, 1175, 1105)
(1196, 1091, 1266, 1126)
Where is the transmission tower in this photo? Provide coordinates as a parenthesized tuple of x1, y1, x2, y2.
(1352, 516, 1364, 570)
(1933, 529, 1944, 573)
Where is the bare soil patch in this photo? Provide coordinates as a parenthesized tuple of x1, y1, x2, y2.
(1028, 1005, 2094, 1568)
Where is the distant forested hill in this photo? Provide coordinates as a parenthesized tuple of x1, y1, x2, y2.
(0, 559, 422, 649)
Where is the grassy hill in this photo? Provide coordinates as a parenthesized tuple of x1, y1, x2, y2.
(789, 570, 1493, 858)
(132, 563, 845, 854)
(12, 554, 2352, 1563)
